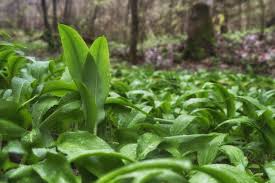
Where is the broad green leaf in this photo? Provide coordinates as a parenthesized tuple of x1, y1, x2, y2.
(215, 116, 253, 129)
(6, 165, 43, 183)
(203, 83, 236, 118)
(265, 161, 275, 183)
(189, 172, 219, 183)
(163, 133, 221, 154)
(120, 144, 137, 161)
(32, 97, 59, 128)
(0, 119, 26, 139)
(197, 164, 256, 183)
(80, 53, 100, 131)
(58, 24, 88, 82)
(220, 145, 248, 170)
(39, 100, 81, 130)
(57, 131, 133, 177)
(77, 81, 97, 133)
(137, 133, 162, 160)
(197, 134, 226, 165)
(170, 115, 197, 135)
(119, 169, 187, 183)
(25, 61, 50, 82)
(57, 131, 116, 159)
(6, 166, 33, 179)
(41, 80, 77, 96)
(33, 153, 79, 183)
(184, 98, 212, 110)
(2, 140, 25, 155)
(0, 99, 20, 121)
(11, 77, 32, 104)
(7, 56, 26, 80)
(106, 96, 148, 115)
(96, 159, 191, 183)
(90, 36, 111, 120)
(237, 96, 266, 110)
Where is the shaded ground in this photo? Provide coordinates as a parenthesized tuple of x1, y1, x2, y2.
(142, 29, 275, 76)
(4, 28, 275, 76)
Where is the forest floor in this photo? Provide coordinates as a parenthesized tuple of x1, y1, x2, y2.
(141, 29, 275, 76)
(3, 28, 275, 76)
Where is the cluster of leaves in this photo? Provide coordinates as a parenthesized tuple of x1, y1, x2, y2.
(0, 25, 275, 183)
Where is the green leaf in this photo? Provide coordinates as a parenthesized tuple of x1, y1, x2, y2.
(39, 100, 81, 130)
(90, 36, 111, 123)
(57, 131, 132, 162)
(184, 98, 212, 110)
(33, 153, 79, 183)
(189, 172, 219, 183)
(57, 131, 133, 177)
(11, 77, 32, 104)
(170, 115, 197, 135)
(41, 80, 77, 97)
(80, 53, 100, 131)
(106, 96, 148, 115)
(215, 116, 253, 129)
(265, 161, 275, 183)
(204, 83, 236, 118)
(123, 169, 187, 183)
(0, 119, 26, 139)
(197, 164, 256, 183)
(6, 165, 44, 183)
(137, 133, 162, 160)
(77, 81, 97, 133)
(96, 159, 192, 183)
(32, 97, 59, 128)
(163, 133, 221, 154)
(58, 24, 88, 82)
(0, 99, 20, 121)
(220, 145, 248, 170)
(120, 144, 137, 161)
(7, 56, 26, 80)
(197, 134, 226, 165)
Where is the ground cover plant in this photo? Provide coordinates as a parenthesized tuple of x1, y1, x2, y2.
(0, 25, 275, 183)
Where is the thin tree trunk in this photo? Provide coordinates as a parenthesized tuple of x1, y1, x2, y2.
(221, 1, 228, 33)
(167, 0, 175, 35)
(41, 0, 51, 31)
(90, 4, 99, 39)
(41, 0, 53, 48)
(63, 0, 72, 24)
(124, 0, 130, 42)
(52, 0, 58, 31)
(238, 2, 243, 30)
(246, 0, 252, 29)
(129, 0, 139, 64)
(259, 0, 265, 39)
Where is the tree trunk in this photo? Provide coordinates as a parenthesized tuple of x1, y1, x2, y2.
(259, 0, 265, 39)
(41, 0, 53, 48)
(123, 0, 130, 42)
(246, 0, 252, 29)
(184, 3, 216, 60)
(41, 0, 51, 31)
(167, 0, 175, 35)
(129, 0, 139, 64)
(52, 0, 58, 31)
(221, 1, 228, 33)
(63, 0, 72, 24)
(237, 1, 243, 30)
(90, 4, 99, 39)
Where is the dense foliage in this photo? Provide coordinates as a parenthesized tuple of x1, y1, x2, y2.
(0, 25, 275, 183)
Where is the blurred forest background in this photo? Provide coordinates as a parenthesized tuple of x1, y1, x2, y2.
(0, 0, 275, 74)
